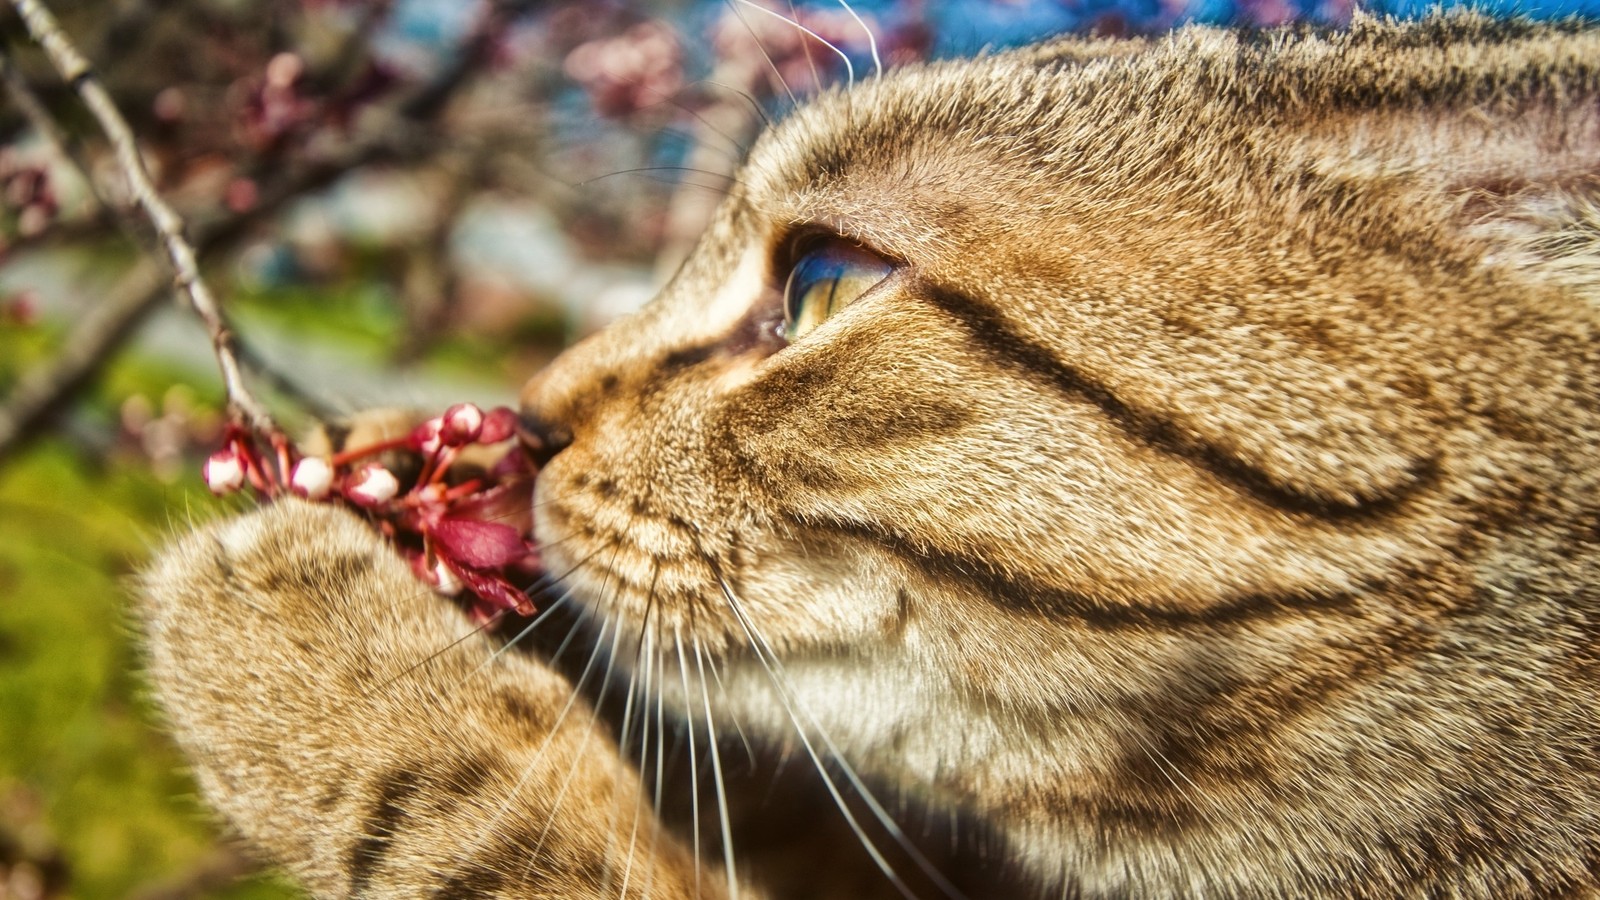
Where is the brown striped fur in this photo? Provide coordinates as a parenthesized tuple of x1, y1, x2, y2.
(140, 14, 1600, 898)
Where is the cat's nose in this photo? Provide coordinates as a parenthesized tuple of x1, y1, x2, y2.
(517, 411, 572, 468)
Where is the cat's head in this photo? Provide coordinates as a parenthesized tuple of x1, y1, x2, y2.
(521, 14, 1600, 888)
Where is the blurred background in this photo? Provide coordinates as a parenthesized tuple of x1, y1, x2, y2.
(0, 0, 1594, 896)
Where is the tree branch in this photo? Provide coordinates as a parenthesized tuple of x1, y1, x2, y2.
(8, 0, 276, 436)
(0, 38, 103, 217)
(0, 0, 539, 462)
(0, 132, 398, 461)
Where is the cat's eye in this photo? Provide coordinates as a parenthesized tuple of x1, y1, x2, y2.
(782, 239, 895, 342)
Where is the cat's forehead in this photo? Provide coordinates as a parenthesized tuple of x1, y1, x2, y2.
(730, 47, 1125, 258)
(724, 14, 1598, 266)
(728, 30, 1268, 257)
(743, 47, 1102, 197)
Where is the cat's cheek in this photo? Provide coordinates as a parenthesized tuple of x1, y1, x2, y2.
(725, 538, 912, 648)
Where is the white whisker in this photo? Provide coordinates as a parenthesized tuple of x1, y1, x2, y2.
(835, 0, 882, 79)
(694, 636, 741, 899)
(614, 565, 662, 899)
(786, 0, 825, 98)
(703, 650, 757, 767)
(673, 629, 704, 898)
(722, 0, 798, 106)
(654, 637, 669, 815)
(452, 594, 572, 690)
(697, 78, 773, 128)
(470, 616, 614, 873)
(625, 625, 661, 900)
(704, 554, 968, 900)
(531, 612, 629, 884)
(733, 0, 855, 89)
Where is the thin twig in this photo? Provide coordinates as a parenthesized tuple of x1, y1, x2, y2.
(3, 26, 373, 422)
(0, 0, 536, 461)
(0, 133, 394, 461)
(8, 0, 277, 436)
(2, 35, 336, 422)
(0, 40, 103, 217)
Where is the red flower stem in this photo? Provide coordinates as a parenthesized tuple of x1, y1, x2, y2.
(329, 435, 413, 468)
(241, 446, 274, 495)
(390, 478, 484, 511)
(418, 445, 459, 488)
(440, 478, 485, 501)
(272, 433, 294, 485)
(414, 450, 440, 488)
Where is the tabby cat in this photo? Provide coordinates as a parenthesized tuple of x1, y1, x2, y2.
(139, 13, 1600, 899)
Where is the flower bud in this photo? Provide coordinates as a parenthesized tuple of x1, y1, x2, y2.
(478, 406, 518, 444)
(441, 402, 484, 445)
(290, 456, 334, 499)
(203, 447, 245, 495)
(409, 416, 445, 455)
(346, 463, 400, 506)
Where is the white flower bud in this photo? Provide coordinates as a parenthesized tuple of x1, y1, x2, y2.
(203, 449, 245, 494)
(442, 402, 485, 444)
(290, 457, 334, 499)
(412, 416, 445, 454)
(346, 464, 400, 505)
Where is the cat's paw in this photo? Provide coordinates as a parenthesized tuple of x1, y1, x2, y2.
(138, 500, 711, 898)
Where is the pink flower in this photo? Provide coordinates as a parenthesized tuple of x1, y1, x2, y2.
(430, 516, 531, 569)
(564, 21, 685, 118)
(202, 401, 542, 618)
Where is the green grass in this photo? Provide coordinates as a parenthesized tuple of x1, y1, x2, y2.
(0, 443, 297, 899)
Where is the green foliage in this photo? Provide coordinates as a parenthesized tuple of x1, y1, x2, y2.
(0, 443, 295, 898)
(234, 279, 402, 355)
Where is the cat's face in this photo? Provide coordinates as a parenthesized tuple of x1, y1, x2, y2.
(521, 17, 1600, 884)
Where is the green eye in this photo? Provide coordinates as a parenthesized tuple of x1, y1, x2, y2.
(782, 240, 895, 342)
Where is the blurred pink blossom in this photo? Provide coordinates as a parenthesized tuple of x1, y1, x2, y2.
(563, 20, 686, 118)
(712, 4, 881, 97)
(237, 52, 319, 150)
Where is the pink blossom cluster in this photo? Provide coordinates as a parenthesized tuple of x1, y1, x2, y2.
(235, 52, 322, 151)
(205, 403, 542, 619)
(563, 20, 687, 118)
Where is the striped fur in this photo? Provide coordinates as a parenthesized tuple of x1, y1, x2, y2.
(141, 15, 1600, 898)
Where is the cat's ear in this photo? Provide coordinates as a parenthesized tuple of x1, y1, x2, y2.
(1299, 16, 1600, 298)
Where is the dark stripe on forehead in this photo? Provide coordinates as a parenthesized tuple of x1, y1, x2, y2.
(916, 280, 1433, 521)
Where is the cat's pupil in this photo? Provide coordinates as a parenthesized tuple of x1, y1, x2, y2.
(782, 239, 894, 342)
